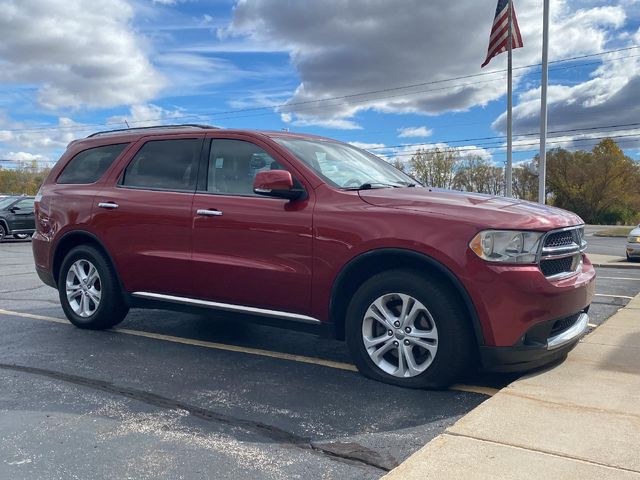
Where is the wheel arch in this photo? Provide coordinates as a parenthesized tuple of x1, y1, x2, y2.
(0, 218, 10, 235)
(328, 248, 485, 345)
(52, 230, 123, 291)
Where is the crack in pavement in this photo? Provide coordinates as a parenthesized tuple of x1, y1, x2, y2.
(0, 362, 396, 472)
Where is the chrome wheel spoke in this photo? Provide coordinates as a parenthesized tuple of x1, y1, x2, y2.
(86, 265, 99, 287)
(398, 294, 419, 327)
(363, 333, 390, 349)
(408, 337, 438, 356)
(400, 345, 422, 376)
(408, 327, 438, 341)
(370, 339, 395, 364)
(86, 288, 101, 306)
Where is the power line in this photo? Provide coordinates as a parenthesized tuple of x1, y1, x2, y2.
(2, 45, 639, 135)
(382, 132, 640, 159)
(367, 122, 640, 151)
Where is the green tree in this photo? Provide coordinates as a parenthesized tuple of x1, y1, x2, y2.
(546, 139, 640, 223)
(409, 147, 459, 189)
(0, 161, 51, 195)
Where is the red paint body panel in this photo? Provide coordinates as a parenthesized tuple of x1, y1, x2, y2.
(191, 193, 313, 313)
(33, 127, 595, 359)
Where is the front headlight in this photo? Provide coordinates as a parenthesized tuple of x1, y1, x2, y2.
(469, 230, 544, 264)
(628, 236, 640, 243)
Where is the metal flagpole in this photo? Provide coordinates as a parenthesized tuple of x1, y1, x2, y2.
(538, 0, 550, 204)
(506, 0, 513, 198)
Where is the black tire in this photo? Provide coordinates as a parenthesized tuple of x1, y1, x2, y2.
(58, 245, 129, 330)
(345, 270, 475, 389)
(0, 224, 6, 242)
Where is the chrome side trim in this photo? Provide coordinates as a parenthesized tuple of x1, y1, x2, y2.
(547, 313, 589, 350)
(131, 291, 321, 324)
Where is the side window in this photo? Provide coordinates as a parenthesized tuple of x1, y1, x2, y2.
(57, 143, 128, 184)
(121, 139, 201, 191)
(207, 139, 286, 195)
(14, 198, 35, 212)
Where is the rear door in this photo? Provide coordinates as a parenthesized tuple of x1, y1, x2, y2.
(191, 135, 314, 315)
(92, 134, 204, 296)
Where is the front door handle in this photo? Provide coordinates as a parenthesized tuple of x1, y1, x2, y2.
(196, 209, 223, 217)
(98, 202, 119, 210)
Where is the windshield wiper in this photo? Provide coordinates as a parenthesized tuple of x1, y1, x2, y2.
(344, 182, 402, 190)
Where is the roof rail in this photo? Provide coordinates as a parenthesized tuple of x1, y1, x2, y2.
(87, 124, 218, 138)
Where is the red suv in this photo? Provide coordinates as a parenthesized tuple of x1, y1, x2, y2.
(33, 125, 595, 388)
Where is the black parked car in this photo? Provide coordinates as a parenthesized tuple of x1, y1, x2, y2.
(0, 196, 36, 241)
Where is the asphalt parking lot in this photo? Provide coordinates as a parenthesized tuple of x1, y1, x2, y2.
(1, 239, 639, 479)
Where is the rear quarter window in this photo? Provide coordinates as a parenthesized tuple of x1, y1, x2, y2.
(57, 143, 128, 184)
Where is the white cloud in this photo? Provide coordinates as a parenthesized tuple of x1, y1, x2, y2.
(348, 141, 386, 151)
(0, 0, 164, 110)
(225, 0, 629, 128)
(492, 51, 640, 150)
(398, 127, 433, 138)
(107, 103, 188, 127)
(3, 151, 49, 164)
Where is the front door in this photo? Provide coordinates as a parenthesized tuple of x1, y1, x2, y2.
(191, 137, 314, 315)
(8, 197, 35, 231)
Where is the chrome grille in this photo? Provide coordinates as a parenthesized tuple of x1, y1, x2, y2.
(539, 226, 586, 281)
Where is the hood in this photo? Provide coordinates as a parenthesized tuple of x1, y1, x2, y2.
(358, 187, 583, 231)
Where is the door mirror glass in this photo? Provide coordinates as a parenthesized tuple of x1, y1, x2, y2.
(253, 171, 304, 200)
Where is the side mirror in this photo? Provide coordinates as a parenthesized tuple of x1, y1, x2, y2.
(10, 206, 21, 213)
(253, 170, 305, 200)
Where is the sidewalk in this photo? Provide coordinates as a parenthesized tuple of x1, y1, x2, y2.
(589, 254, 640, 269)
(384, 294, 640, 479)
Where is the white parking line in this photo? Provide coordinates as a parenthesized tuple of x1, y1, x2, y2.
(0, 308, 498, 396)
(594, 293, 635, 300)
(598, 276, 640, 281)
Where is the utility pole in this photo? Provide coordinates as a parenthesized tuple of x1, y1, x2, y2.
(538, 0, 550, 203)
(506, 0, 513, 198)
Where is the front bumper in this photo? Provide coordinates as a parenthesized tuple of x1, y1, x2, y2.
(480, 311, 589, 372)
(627, 243, 640, 258)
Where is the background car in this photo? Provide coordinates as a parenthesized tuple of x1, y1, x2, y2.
(627, 225, 640, 262)
(0, 196, 36, 241)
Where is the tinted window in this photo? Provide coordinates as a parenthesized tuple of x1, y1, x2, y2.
(122, 139, 201, 191)
(14, 198, 35, 211)
(57, 144, 128, 184)
(207, 140, 285, 195)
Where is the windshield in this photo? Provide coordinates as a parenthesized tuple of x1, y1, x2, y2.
(273, 138, 420, 189)
(0, 197, 16, 210)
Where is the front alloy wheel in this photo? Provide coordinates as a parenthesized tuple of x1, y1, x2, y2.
(362, 293, 438, 378)
(346, 270, 474, 389)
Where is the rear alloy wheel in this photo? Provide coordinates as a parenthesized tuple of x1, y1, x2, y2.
(58, 245, 129, 329)
(346, 270, 474, 389)
(65, 259, 103, 318)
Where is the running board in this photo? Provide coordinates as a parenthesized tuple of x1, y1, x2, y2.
(131, 292, 322, 325)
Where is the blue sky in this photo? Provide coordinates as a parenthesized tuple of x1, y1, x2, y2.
(1, 0, 639, 169)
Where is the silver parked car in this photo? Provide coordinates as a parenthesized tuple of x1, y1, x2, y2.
(627, 225, 640, 262)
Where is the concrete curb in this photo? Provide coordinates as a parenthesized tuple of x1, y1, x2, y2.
(588, 253, 640, 270)
(383, 292, 640, 479)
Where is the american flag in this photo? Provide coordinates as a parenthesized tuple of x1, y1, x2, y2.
(481, 0, 523, 68)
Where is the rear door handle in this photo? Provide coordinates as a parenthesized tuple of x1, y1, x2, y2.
(196, 209, 223, 217)
(98, 202, 119, 210)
